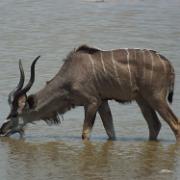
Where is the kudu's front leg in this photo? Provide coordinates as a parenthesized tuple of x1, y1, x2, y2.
(98, 101, 116, 140)
(82, 100, 100, 140)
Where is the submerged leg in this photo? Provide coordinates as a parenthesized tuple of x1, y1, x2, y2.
(82, 100, 100, 140)
(136, 98, 161, 140)
(98, 100, 116, 140)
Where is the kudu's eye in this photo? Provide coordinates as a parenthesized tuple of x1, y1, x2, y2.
(11, 112, 18, 118)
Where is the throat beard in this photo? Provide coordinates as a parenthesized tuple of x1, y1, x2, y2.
(43, 112, 63, 125)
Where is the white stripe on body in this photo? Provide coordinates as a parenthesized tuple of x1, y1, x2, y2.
(88, 54, 98, 82)
(142, 50, 146, 80)
(158, 54, 166, 73)
(111, 51, 121, 85)
(100, 52, 106, 73)
(125, 49, 132, 87)
(149, 51, 154, 84)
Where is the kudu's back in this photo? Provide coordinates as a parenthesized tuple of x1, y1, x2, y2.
(70, 45, 174, 103)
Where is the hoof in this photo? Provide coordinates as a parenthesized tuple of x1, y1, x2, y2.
(82, 134, 90, 140)
(176, 134, 180, 142)
(149, 136, 158, 141)
(108, 136, 116, 141)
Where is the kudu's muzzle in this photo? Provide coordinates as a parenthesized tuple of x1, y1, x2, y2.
(0, 118, 25, 137)
(0, 120, 13, 136)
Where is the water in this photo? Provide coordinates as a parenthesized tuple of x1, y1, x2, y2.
(0, 0, 180, 179)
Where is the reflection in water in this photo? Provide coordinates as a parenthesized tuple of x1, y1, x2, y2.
(79, 141, 113, 179)
(0, 138, 179, 180)
(133, 142, 179, 179)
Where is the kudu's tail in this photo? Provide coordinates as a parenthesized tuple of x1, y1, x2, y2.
(168, 66, 175, 104)
(168, 89, 174, 104)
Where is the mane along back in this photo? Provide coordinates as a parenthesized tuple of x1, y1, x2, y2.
(76, 45, 100, 54)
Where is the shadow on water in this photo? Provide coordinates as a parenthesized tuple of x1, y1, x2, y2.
(0, 136, 179, 180)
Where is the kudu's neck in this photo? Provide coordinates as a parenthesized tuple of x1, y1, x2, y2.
(24, 75, 67, 122)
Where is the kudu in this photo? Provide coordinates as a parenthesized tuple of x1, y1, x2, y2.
(0, 45, 180, 141)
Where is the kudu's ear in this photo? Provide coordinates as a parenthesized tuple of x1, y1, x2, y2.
(27, 95, 37, 109)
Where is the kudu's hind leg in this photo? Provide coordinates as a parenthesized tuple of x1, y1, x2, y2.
(98, 101, 116, 140)
(153, 100, 180, 141)
(136, 98, 161, 140)
(82, 100, 100, 140)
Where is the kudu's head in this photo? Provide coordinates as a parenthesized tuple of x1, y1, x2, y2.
(0, 56, 40, 137)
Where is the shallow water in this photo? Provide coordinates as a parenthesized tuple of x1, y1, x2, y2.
(0, 0, 180, 179)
